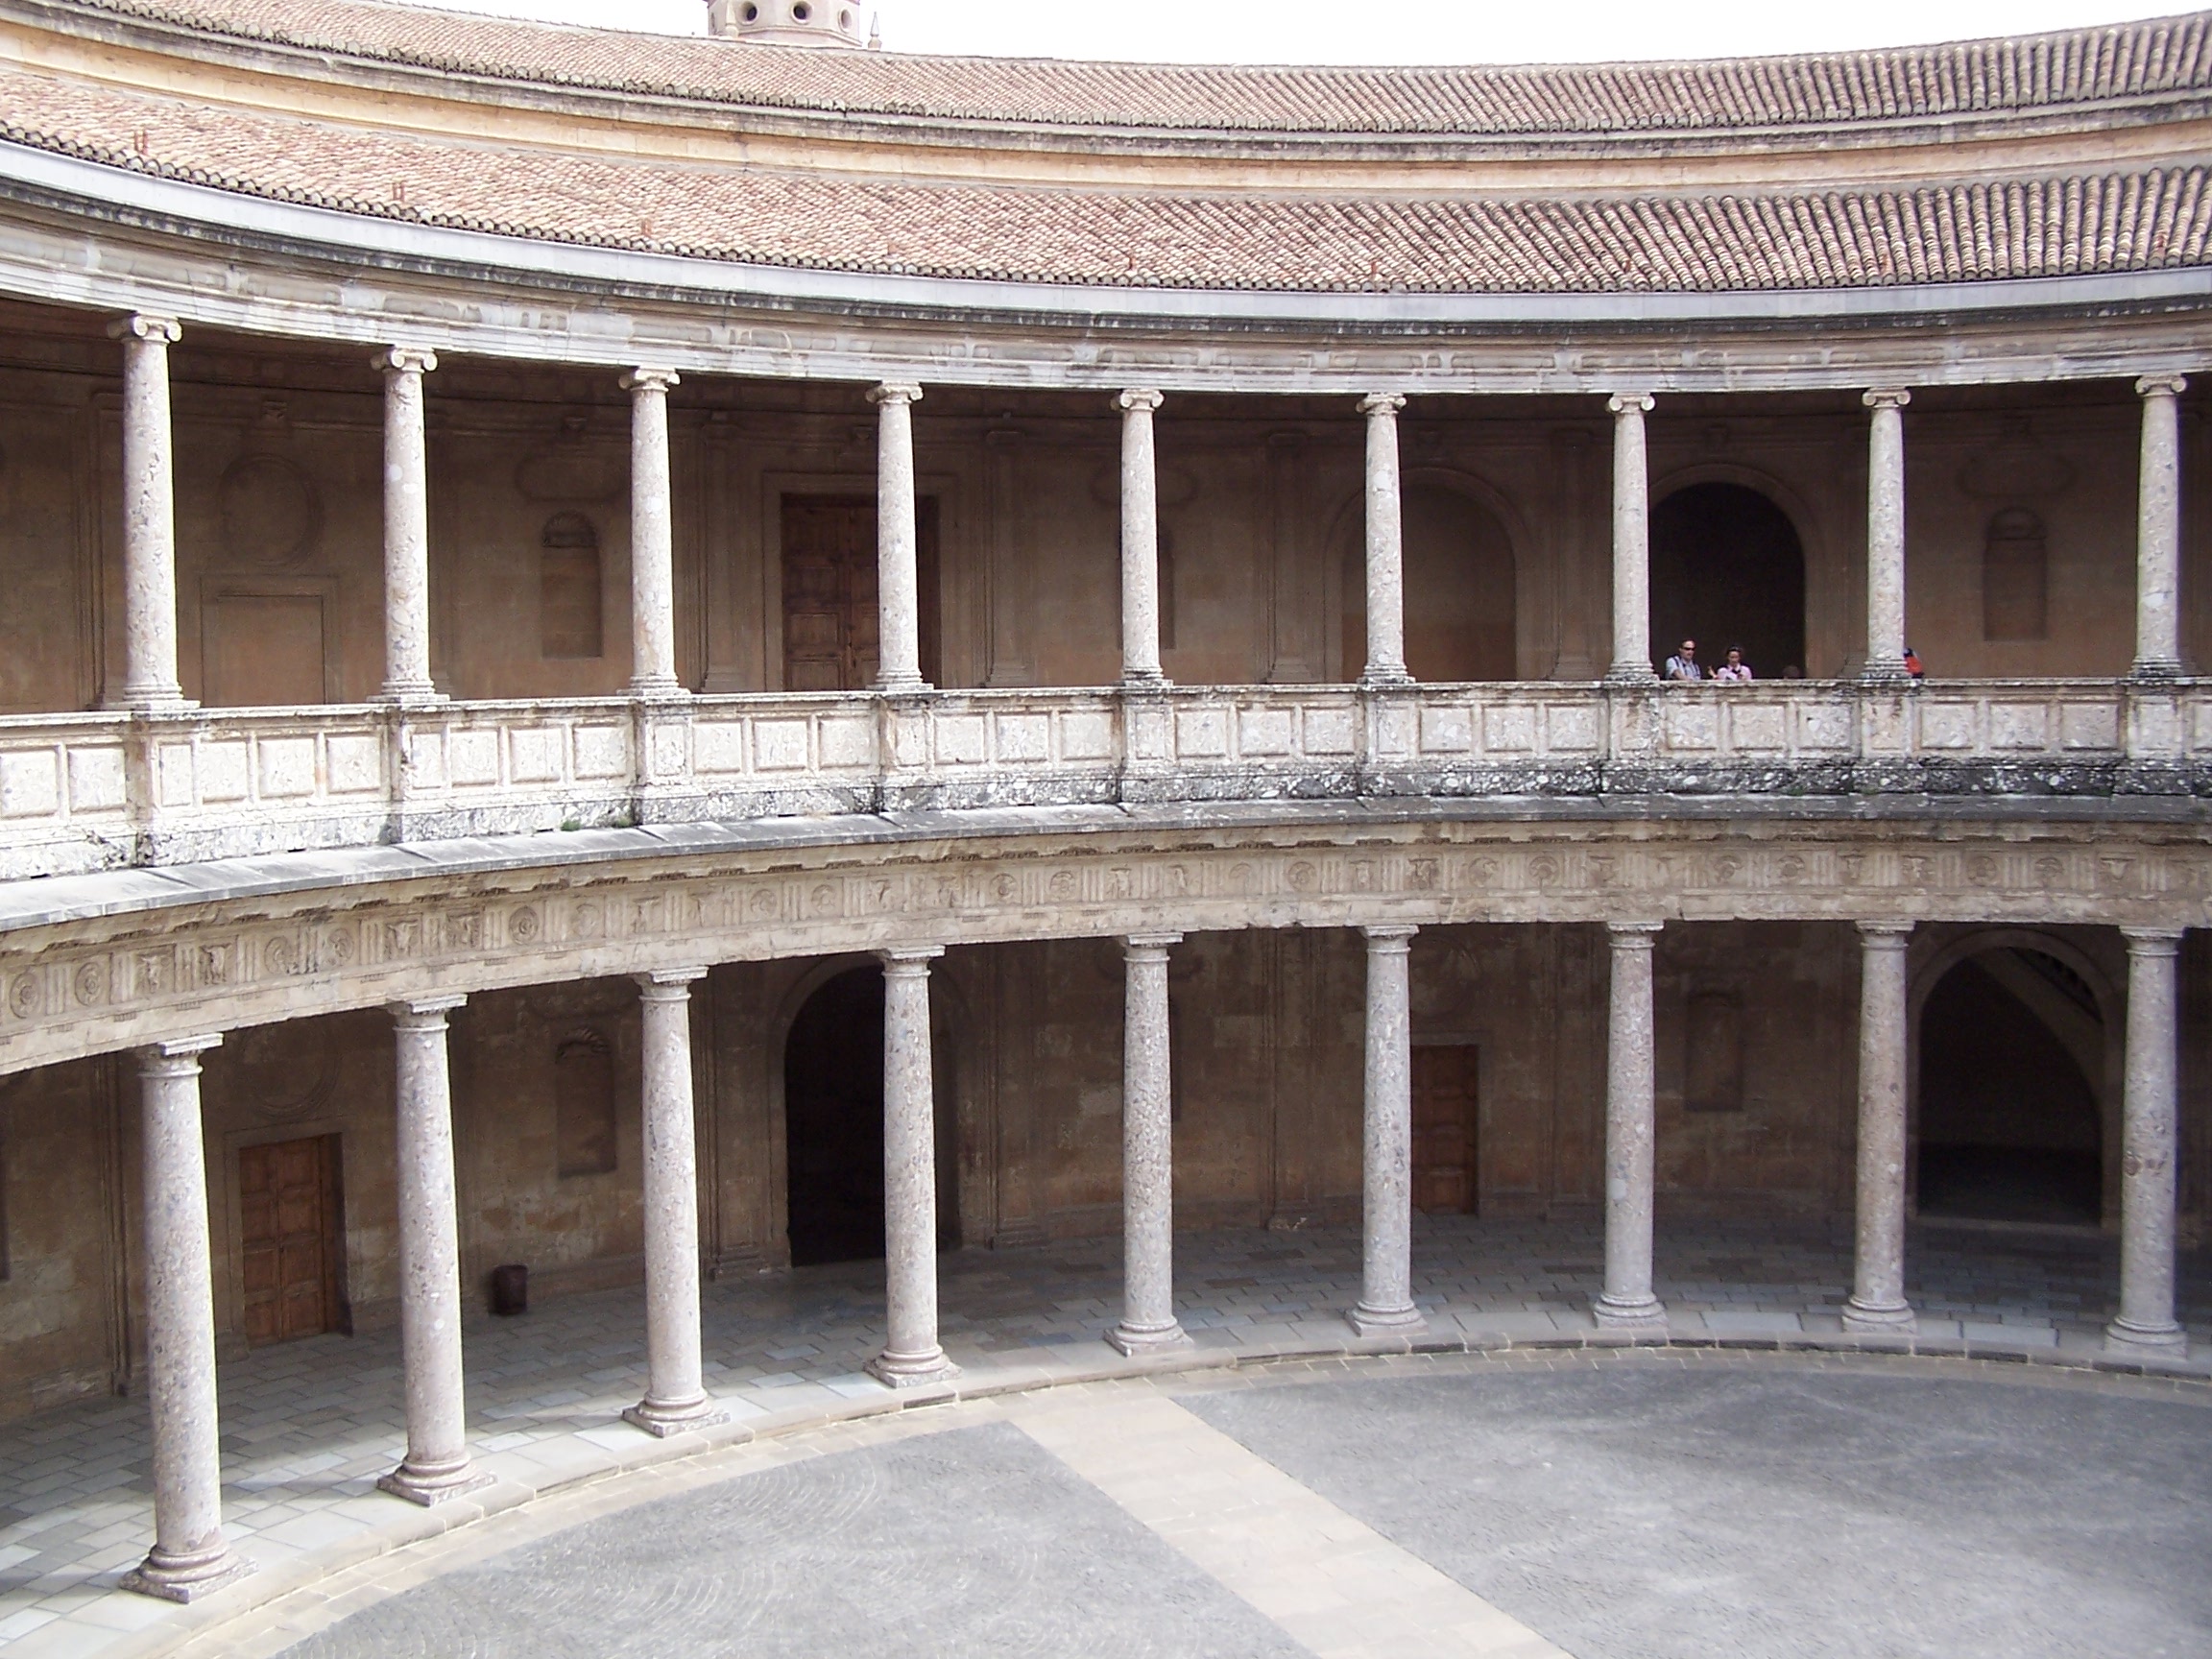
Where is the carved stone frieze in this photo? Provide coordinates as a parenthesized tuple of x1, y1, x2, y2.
(0, 812, 2205, 1075)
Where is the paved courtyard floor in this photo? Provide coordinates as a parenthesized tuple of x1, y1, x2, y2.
(0, 1216, 2206, 1656)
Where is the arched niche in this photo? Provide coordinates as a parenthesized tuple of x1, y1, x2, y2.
(1339, 479, 1517, 682)
(1649, 481, 1806, 680)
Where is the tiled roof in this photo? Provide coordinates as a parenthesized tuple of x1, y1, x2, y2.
(6, 62, 2209, 293)
(58, 0, 2212, 136)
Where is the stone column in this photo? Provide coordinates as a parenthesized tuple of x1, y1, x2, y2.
(1358, 393, 1411, 685)
(623, 368, 683, 696)
(1604, 394, 1656, 683)
(1112, 933, 1189, 1353)
(1351, 924, 1424, 1335)
(121, 1037, 252, 1602)
(1595, 922, 1667, 1329)
(1862, 388, 1911, 682)
(871, 947, 958, 1385)
(1843, 924, 1916, 1333)
(1117, 389, 1168, 687)
(375, 348, 441, 703)
(2133, 375, 2187, 679)
(379, 995, 491, 1503)
(869, 382, 928, 693)
(108, 314, 186, 711)
(626, 969, 726, 1435)
(2107, 928, 2188, 1357)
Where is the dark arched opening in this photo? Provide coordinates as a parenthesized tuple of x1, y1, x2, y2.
(784, 966, 886, 1265)
(1650, 482, 1806, 679)
(1343, 482, 1516, 681)
(1918, 950, 2104, 1225)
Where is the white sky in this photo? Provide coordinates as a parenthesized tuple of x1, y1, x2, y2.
(423, 0, 2187, 64)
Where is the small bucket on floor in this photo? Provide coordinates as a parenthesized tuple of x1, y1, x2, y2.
(491, 1262, 528, 1316)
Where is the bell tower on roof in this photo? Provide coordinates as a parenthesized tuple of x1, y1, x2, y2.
(706, 0, 872, 45)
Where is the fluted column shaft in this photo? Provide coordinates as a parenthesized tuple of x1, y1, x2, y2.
(871, 947, 958, 1384)
(122, 1037, 252, 1602)
(1605, 394, 1656, 683)
(379, 996, 489, 1503)
(1112, 933, 1189, 1354)
(1118, 389, 1167, 686)
(1351, 925, 1424, 1335)
(870, 383, 927, 693)
(626, 969, 724, 1434)
(376, 348, 440, 702)
(623, 369, 682, 695)
(1359, 393, 1410, 685)
(2133, 374, 2187, 679)
(1863, 389, 1911, 682)
(109, 315, 186, 710)
(2107, 928, 2188, 1356)
(1595, 922, 1667, 1328)
(1844, 924, 1916, 1333)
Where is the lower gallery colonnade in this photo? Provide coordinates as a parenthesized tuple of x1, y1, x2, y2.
(108, 912, 2194, 1602)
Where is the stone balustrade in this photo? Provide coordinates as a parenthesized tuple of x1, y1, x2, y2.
(0, 679, 2203, 879)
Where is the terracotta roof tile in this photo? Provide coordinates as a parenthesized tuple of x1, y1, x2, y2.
(59, 0, 2212, 136)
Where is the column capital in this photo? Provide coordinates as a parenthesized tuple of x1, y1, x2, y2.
(1605, 392, 1654, 417)
(1357, 392, 1406, 418)
(1856, 921, 1914, 946)
(374, 346, 438, 376)
(638, 966, 709, 994)
(2136, 373, 2188, 399)
(138, 1033, 223, 1072)
(867, 381, 923, 407)
(108, 313, 180, 345)
(389, 993, 467, 1026)
(1116, 387, 1164, 414)
(878, 945, 945, 970)
(621, 367, 681, 395)
(2122, 926, 2186, 953)
(1360, 923, 1418, 946)
(1121, 931, 1182, 955)
(1862, 386, 1911, 410)
(1606, 919, 1665, 942)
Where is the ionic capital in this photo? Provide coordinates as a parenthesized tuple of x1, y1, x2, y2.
(878, 945, 945, 972)
(1116, 387, 1164, 414)
(1606, 919, 1665, 944)
(638, 966, 709, 995)
(389, 993, 466, 1028)
(1122, 932, 1182, 957)
(108, 313, 181, 346)
(1857, 921, 1914, 949)
(621, 367, 681, 396)
(2135, 373, 2188, 400)
(867, 382, 923, 408)
(1358, 392, 1407, 418)
(374, 346, 438, 376)
(2122, 926, 2185, 954)
(1862, 387, 1911, 410)
(1606, 392, 1654, 417)
(1360, 923, 1419, 946)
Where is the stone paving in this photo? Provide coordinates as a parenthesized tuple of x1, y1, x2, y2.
(0, 1216, 2205, 1655)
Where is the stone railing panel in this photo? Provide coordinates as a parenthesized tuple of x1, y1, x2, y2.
(0, 719, 134, 879)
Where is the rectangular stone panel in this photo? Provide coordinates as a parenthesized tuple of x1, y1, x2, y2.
(195, 741, 251, 804)
(325, 733, 383, 794)
(1059, 710, 1115, 761)
(818, 715, 875, 770)
(2061, 702, 2122, 750)
(1727, 703, 1787, 753)
(1238, 708, 1295, 757)
(65, 746, 126, 813)
(447, 729, 501, 787)
(1988, 703, 2051, 751)
(1302, 707, 1358, 756)
(693, 720, 749, 776)
(255, 736, 318, 799)
(1421, 705, 1475, 754)
(1917, 703, 1978, 751)
(992, 712, 1050, 763)
(1478, 705, 1532, 754)
(933, 714, 987, 766)
(507, 726, 564, 784)
(753, 719, 810, 772)
(1175, 709, 1228, 758)
(0, 750, 58, 819)
(572, 725, 631, 781)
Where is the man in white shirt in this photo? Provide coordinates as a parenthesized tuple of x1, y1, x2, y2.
(1663, 638, 1702, 681)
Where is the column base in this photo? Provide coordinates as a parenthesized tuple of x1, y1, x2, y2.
(371, 685, 447, 708)
(867, 1347, 962, 1389)
(1357, 668, 1414, 688)
(2104, 1317, 2189, 1358)
(1592, 1293, 1668, 1332)
(120, 1542, 253, 1604)
(377, 1459, 496, 1507)
(623, 1396, 732, 1439)
(874, 677, 932, 696)
(1601, 664, 1657, 686)
(1840, 1298, 1918, 1334)
(1347, 1302, 1427, 1338)
(2128, 658, 2184, 682)
(1107, 1318, 1192, 1356)
(1119, 670, 1171, 691)
(1858, 661, 1912, 686)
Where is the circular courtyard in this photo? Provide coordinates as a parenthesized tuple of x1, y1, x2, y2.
(196, 1350, 2209, 1659)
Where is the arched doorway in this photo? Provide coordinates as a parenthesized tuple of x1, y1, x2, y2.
(1343, 482, 1516, 681)
(1917, 948, 2104, 1225)
(783, 966, 886, 1265)
(1649, 482, 1806, 679)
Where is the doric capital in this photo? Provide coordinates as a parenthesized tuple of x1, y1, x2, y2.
(1360, 923, 1419, 946)
(389, 993, 466, 1026)
(1857, 921, 1914, 947)
(138, 1033, 222, 1074)
(374, 346, 438, 376)
(1357, 392, 1406, 418)
(1116, 387, 1164, 414)
(108, 313, 180, 346)
(867, 381, 923, 408)
(2135, 373, 2188, 400)
(639, 966, 709, 994)
(1122, 931, 1183, 956)
(1862, 387, 1911, 410)
(2122, 926, 2186, 954)
(1606, 919, 1665, 943)
(621, 367, 681, 396)
(878, 944, 945, 971)
(1606, 392, 1654, 417)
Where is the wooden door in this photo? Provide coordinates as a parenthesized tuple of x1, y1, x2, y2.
(238, 1134, 344, 1344)
(1411, 1045, 1479, 1214)
(781, 493, 939, 690)
(206, 592, 325, 708)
